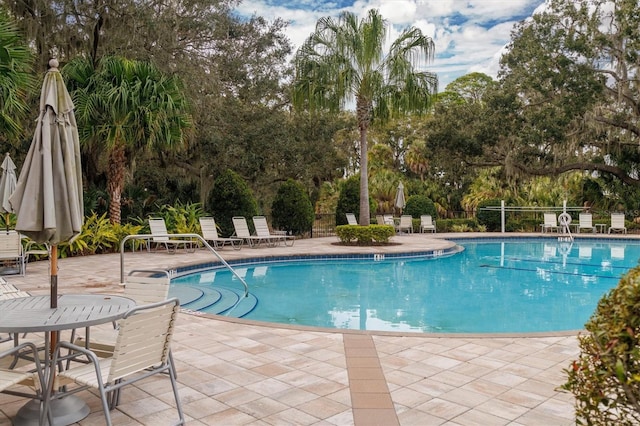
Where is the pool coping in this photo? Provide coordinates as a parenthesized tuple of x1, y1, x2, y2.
(169, 233, 640, 339)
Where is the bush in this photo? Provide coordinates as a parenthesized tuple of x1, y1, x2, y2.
(435, 218, 480, 232)
(335, 175, 360, 225)
(205, 169, 258, 236)
(336, 225, 395, 244)
(404, 195, 437, 219)
(476, 199, 503, 231)
(271, 179, 314, 235)
(562, 266, 640, 424)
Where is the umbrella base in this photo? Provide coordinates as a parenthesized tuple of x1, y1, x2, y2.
(14, 395, 89, 425)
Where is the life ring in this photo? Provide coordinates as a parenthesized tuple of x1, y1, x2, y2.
(558, 213, 572, 226)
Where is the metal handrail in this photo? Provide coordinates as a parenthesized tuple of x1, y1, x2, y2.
(119, 233, 249, 298)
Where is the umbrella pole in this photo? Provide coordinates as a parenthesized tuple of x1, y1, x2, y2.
(50, 245, 58, 359)
(50, 245, 58, 308)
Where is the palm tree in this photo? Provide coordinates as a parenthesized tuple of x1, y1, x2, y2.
(64, 56, 192, 224)
(0, 13, 33, 142)
(293, 9, 437, 225)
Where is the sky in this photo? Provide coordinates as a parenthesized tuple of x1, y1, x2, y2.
(234, 0, 547, 91)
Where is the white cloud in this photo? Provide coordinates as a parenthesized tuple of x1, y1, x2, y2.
(234, 0, 545, 88)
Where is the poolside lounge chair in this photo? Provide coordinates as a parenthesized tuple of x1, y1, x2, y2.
(232, 216, 274, 248)
(199, 217, 243, 250)
(608, 213, 627, 234)
(148, 218, 194, 253)
(540, 213, 559, 233)
(46, 298, 185, 426)
(253, 216, 295, 246)
(420, 215, 436, 233)
(577, 213, 596, 233)
(397, 215, 413, 234)
(376, 215, 385, 225)
(383, 214, 394, 226)
(346, 213, 358, 225)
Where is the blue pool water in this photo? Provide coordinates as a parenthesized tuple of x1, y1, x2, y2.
(170, 239, 640, 333)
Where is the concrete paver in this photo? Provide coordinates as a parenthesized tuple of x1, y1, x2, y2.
(0, 233, 595, 424)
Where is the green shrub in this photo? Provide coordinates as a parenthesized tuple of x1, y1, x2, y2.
(153, 201, 203, 234)
(58, 212, 114, 257)
(404, 195, 437, 219)
(205, 169, 258, 236)
(335, 175, 360, 225)
(336, 225, 395, 244)
(562, 266, 640, 424)
(271, 179, 314, 235)
(476, 199, 502, 231)
(435, 218, 479, 232)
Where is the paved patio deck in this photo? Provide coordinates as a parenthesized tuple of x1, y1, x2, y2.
(0, 232, 608, 425)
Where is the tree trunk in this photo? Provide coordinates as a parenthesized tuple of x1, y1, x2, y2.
(357, 97, 371, 225)
(107, 143, 126, 225)
(358, 125, 370, 225)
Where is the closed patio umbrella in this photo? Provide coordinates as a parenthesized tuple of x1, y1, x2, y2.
(9, 58, 83, 306)
(395, 181, 406, 215)
(8, 58, 86, 424)
(0, 153, 17, 231)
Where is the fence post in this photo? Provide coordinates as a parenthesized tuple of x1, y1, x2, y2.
(501, 200, 505, 233)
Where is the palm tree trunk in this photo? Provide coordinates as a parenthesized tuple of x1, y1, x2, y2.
(359, 126, 370, 225)
(107, 143, 126, 224)
(357, 97, 371, 225)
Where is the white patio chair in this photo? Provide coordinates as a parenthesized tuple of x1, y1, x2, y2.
(21, 237, 49, 272)
(232, 216, 273, 248)
(253, 216, 295, 246)
(148, 218, 194, 253)
(46, 298, 184, 426)
(375, 215, 385, 225)
(540, 213, 559, 233)
(0, 231, 25, 275)
(199, 217, 243, 250)
(608, 213, 627, 234)
(397, 215, 413, 234)
(0, 341, 48, 425)
(577, 213, 595, 233)
(420, 215, 436, 233)
(345, 213, 358, 225)
(73, 271, 171, 357)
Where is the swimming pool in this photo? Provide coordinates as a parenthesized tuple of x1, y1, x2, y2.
(169, 238, 640, 333)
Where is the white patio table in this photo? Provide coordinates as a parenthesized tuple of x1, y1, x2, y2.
(0, 293, 135, 425)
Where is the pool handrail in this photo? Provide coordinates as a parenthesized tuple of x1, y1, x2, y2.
(119, 233, 249, 298)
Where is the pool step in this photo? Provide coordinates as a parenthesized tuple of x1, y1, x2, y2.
(169, 284, 258, 318)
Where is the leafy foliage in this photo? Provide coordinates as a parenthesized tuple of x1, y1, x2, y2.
(476, 199, 503, 232)
(563, 266, 640, 425)
(0, 12, 33, 143)
(404, 195, 437, 219)
(151, 201, 203, 234)
(205, 169, 258, 237)
(271, 179, 314, 236)
(58, 213, 113, 257)
(293, 8, 437, 225)
(335, 176, 360, 226)
(336, 225, 395, 245)
(63, 56, 192, 224)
